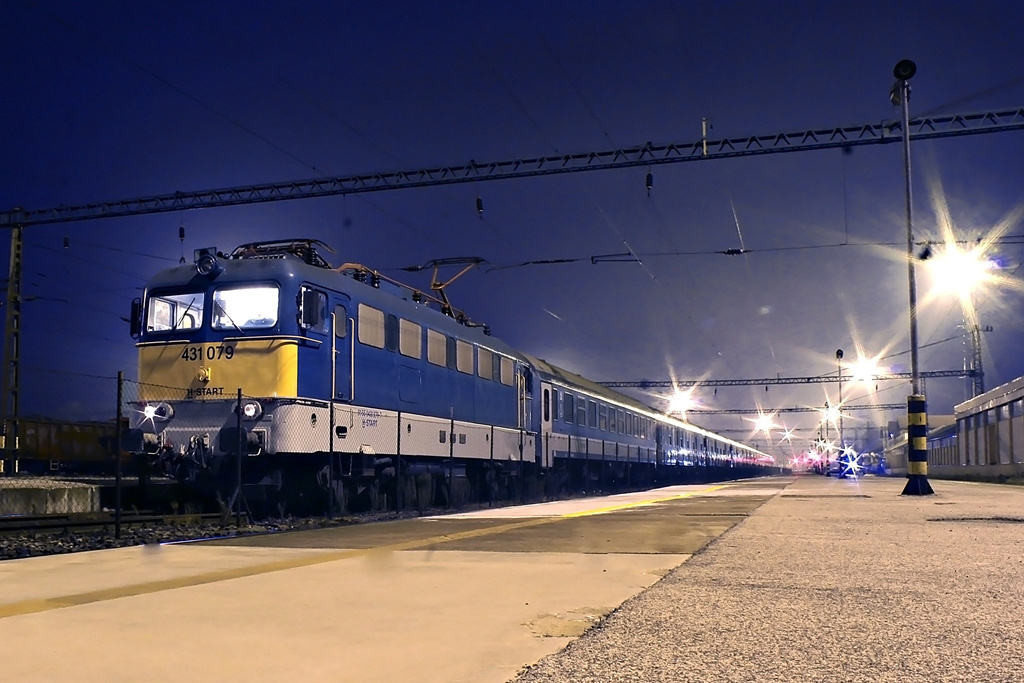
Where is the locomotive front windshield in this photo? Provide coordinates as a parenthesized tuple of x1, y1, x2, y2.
(145, 284, 279, 334)
(146, 292, 205, 332)
(211, 285, 279, 330)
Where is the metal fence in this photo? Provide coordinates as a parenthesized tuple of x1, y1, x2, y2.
(3, 371, 745, 523)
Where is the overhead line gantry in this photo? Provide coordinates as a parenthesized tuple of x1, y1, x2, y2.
(1, 107, 1023, 227)
(598, 369, 975, 389)
(685, 403, 906, 415)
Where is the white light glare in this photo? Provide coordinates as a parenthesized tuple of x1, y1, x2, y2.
(668, 390, 697, 415)
(821, 404, 840, 426)
(927, 244, 997, 299)
(848, 354, 883, 386)
(753, 412, 777, 434)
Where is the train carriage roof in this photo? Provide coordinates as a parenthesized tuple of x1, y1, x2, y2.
(521, 352, 656, 415)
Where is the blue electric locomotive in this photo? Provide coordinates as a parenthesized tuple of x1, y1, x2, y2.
(126, 238, 771, 513)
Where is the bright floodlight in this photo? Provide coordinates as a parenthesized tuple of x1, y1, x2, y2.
(752, 411, 777, 435)
(668, 390, 696, 415)
(927, 243, 997, 300)
(848, 354, 883, 387)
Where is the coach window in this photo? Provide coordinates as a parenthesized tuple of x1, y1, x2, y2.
(543, 388, 550, 422)
(456, 340, 473, 374)
(427, 329, 446, 366)
(599, 404, 608, 431)
(478, 348, 493, 380)
(617, 409, 624, 434)
(588, 400, 597, 429)
(564, 393, 574, 423)
(499, 357, 514, 386)
(576, 398, 586, 426)
(357, 304, 385, 348)
(399, 319, 422, 358)
(551, 389, 559, 420)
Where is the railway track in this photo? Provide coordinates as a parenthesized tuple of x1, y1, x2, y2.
(0, 511, 236, 536)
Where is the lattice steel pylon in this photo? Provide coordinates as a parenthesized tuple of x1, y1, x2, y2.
(968, 323, 990, 397)
(1, 226, 21, 475)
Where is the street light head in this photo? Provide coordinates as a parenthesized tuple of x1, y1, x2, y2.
(893, 59, 917, 81)
(836, 349, 844, 360)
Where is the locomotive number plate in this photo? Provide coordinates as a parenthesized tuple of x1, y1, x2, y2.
(180, 345, 235, 361)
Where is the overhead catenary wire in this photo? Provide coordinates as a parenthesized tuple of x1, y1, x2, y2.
(477, 234, 1024, 272)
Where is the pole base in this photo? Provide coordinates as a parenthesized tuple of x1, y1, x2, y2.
(901, 474, 934, 496)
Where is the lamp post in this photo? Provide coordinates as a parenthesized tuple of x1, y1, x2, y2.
(836, 349, 844, 451)
(821, 403, 831, 475)
(892, 59, 933, 495)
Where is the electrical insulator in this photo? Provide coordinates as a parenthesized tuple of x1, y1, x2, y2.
(63, 236, 69, 249)
(476, 197, 483, 219)
(645, 172, 653, 197)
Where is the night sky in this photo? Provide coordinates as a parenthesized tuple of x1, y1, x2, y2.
(3, 1, 1024, 461)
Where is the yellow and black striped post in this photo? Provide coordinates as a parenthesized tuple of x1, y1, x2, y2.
(902, 394, 934, 495)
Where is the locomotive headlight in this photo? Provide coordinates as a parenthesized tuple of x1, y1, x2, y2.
(143, 402, 174, 422)
(195, 248, 223, 278)
(239, 400, 263, 421)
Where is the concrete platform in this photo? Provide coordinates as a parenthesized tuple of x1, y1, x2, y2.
(0, 476, 100, 515)
(515, 475, 1024, 682)
(0, 481, 772, 682)
(1, 475, 1019, 682)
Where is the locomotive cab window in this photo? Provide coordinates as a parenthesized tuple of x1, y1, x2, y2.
(334, 305, 348, 338)
(298, 286, 328, 334)
(147, 292, 205, 332)
(212, 285, 279, 331)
